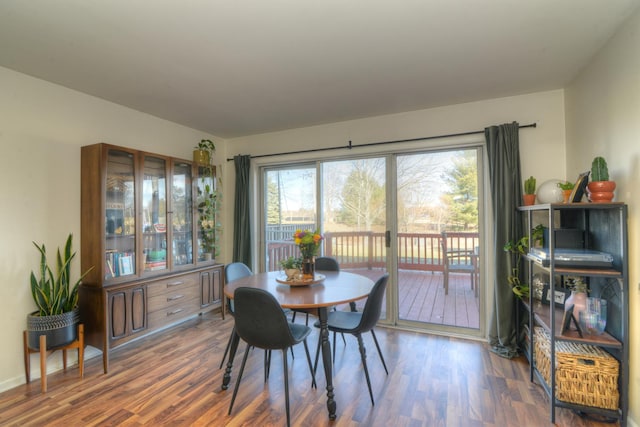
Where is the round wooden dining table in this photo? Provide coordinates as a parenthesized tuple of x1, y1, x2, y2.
(222, 270, 375, 420)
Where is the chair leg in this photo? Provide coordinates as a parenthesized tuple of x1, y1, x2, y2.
(312, 333, 321, 377)
(219, 326, 235, 369)
(370, 329, 388, 375)
(264, 350, 271, 382)
(291, 311, 297, 323)
(302, 339, 316, 389)
(228, 344, 251, 415)
(444, 270, 449, 295)
(332, 329, 337, 363)
(282, 349, 291, 427)
(356, 333, 375, 405)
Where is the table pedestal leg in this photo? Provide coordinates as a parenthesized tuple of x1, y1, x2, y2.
(318, 307, 336, 420)
(222, 329, 239, 390)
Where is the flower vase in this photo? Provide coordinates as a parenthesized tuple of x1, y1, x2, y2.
(301, 257, 315, 280)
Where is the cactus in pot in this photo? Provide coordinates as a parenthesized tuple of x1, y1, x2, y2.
(587, 156, 615, 203)
(523, 176, 536, 205)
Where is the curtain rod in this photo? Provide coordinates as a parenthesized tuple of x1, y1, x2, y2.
(226, 122, 537, 161)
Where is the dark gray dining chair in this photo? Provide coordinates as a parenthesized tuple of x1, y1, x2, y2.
(219, 262, 253, 369)
(228, 287, 316, 427)
(314, 273, 389, 405)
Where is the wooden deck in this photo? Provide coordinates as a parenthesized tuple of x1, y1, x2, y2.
(335, 268, 480, 330)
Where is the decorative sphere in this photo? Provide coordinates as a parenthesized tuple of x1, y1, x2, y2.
(536, 179, 564, 203)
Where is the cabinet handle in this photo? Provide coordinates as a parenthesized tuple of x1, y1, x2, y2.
(166, 281, 184, 287)
(167, 308, 183, 316)
(167, 294, 184, 301)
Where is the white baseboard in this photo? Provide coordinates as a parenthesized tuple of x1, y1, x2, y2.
(0, 346, 102, 393)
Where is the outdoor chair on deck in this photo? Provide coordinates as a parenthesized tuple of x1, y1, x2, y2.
(228, 287, 316, 427)
(313, 273, 389, 405)
(441, 232, 479, 296)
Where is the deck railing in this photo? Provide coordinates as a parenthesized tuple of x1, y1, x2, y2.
(266, 230, 479, 272)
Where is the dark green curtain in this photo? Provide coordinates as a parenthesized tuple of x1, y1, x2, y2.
(232, 155, 251, 266)
(485, 122, 523, 358)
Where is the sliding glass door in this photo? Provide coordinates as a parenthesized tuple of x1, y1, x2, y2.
(261, 146, 482, 336)
(320, 158, 388, 319)
(395, 149, 480, 332)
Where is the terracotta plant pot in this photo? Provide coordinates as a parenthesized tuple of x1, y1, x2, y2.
(562, 189, 572, 203)
(523, 194, 536, 206)
(587, 181, 616, 203)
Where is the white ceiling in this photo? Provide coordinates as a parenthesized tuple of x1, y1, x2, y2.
(1, 0, 638, 139)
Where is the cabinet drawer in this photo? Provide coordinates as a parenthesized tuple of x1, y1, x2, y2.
(147, 285, 199, 312)
(146, 273, 199, 298)
(147, 296, 200, 327)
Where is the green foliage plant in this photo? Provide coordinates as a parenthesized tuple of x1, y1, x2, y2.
(30, 234, 93, 316)
(524, 176, 536, 195)
(557, 181, 575, 191)
(196, 139, 222, 257)
(279, 256, 302, 269)
(503, 225, 544, 299)
(590, 156, 609, 182)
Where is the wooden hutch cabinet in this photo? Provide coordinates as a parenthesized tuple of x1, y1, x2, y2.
(79, 143, 223, 373)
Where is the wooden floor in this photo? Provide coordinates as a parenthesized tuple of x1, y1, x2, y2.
(0, 311, 618, 426)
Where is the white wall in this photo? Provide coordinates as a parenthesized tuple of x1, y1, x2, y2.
(0, 66, 222, 391)
(565, 7, 640, 426)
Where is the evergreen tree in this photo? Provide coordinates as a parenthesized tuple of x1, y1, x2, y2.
(441, 153, 478, 230)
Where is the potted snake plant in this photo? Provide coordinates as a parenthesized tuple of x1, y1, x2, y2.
(27, 234, 93, 350)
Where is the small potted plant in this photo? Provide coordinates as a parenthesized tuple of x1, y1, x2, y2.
(587, 156, 616, 203)
(557, 181, 575, 203)
(523, 176, 536, 206)
(27, 234, 93, 350)
(279, 256, 302, 281)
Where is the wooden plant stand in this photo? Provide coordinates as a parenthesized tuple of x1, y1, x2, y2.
(23, 324, 84, 393)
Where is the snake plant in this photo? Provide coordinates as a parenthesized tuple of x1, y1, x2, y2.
(30, 234, 93, 316)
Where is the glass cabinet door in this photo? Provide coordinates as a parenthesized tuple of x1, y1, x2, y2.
(142, 156, 168, 273)
(105, 149, 136, 278)
(171, 161, 194, 266)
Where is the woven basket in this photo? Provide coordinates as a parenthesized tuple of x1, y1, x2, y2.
(533, 327, 619, 410)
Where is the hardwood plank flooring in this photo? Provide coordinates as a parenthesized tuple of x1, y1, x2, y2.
(0, 312, 618, 426)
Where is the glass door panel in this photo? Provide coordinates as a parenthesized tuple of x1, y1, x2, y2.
(105, 149, 136, 278)
(171, 161, 193, 266)
(321, 158, 387, 319)
(264, 166, 317, 271)
(396, 149, 480, 331)
(142, 156, 168, 273)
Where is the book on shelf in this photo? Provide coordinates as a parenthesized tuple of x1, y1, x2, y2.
(145, 260, 167, 271)
(119, 255, 134, 275)
(105, 251, 135, 277)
